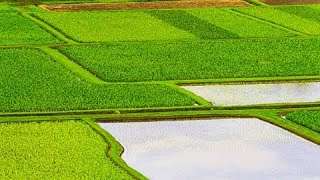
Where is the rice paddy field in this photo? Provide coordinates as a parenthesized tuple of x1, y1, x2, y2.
(0, 0, 320, 179)
(0, 120, 133, 179)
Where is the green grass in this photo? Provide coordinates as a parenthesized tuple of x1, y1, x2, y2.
(33, 11, 196, 42)
(286, 110, 320, 133)
(186, 8, 294, 38)
(0, 48, 196, 112)
(234, 6, 320, 35)
(276, 5, 320, 24)
(0, 120, 134, 179)
(59, 38, 320, 82)
(0, 13, 61, 46)
(147, 10, 238, 39)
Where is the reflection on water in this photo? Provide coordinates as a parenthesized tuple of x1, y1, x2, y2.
(183, 82, 320, 106)
(100, 119, 320, 180)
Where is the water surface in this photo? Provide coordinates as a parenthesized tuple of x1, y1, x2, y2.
(183, 82, 320, 106)
(100, 118, 320, 179)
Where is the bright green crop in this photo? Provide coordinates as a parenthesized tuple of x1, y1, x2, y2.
(286, 110, 320, 133)
(0, 13, 61, 45)
(0, 3, 15, 12)
(0, 48, 196, 112)
(59, 38, 320, 82)
(33, 10, 196, 42)
(0, 120, 133, 179)
(187, 8, 294, 38)
(234, 6, 320, 35)
(276, 5, 320, 24)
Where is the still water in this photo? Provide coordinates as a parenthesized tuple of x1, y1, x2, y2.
(183, 82, 320, 106)
(100, 118, 320, 179)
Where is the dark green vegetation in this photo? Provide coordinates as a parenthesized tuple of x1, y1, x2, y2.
(187, 8, 294, 38)
(0, 120, 134, 179)
(286, 110, 320, 133)
(0, 48, 196, 112)
(0, 12, 61, 45)
(147, 10, 239, 39)
(59, 38, 320, 82)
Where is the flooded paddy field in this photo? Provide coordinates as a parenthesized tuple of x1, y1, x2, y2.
(100, 118, 320, 179)
(183, 82, 320, 106)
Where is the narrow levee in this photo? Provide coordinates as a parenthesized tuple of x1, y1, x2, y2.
(99, 118, 320, 179)
(183, 82, 320, 106)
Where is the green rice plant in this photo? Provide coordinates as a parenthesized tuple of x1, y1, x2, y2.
(234, 7, 320, 35)
(0, 120, 134, 179)
(310, 4, 320, 10)
(286, 110, 320, 133)
(0, 48, 196, 112)
(147, 10, 238, 39)
(0, 13, 61, 45)
(186, 8, 294, 38)
(33, 11, 196, 42)
(0, 3, 15, 12)
(276, 5, 320, 24)
(59, 38, 320, 82)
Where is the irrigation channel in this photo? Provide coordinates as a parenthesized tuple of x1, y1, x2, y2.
(183, 82, 320, 106)
(99, 118, 320, 179)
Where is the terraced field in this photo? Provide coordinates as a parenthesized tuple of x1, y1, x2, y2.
(1, 1, 320, 179)
(33, 10, 197, 42)
(58, 39, 320, 82)
(0, 48, 196, 112)
(0, 13, 61, 45)
(234, 6, 320, 35)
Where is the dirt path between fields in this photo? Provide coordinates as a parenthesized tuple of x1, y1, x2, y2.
(40, 0, 249, 11)
(261, 0, 320, 5)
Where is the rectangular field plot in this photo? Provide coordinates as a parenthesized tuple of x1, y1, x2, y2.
(0, 13, 61, 46)
(101, 118, 320, 179)
(183, 82, 320, 106)
(58, 38, 320, 82)
(234, 7, 320, 35)
(276, 5, 320, 24)
(34, 11, 196, 42)
(0, 48, 196, 112)
(186, 8, 294, 38)
(0, 120, 133, 179)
